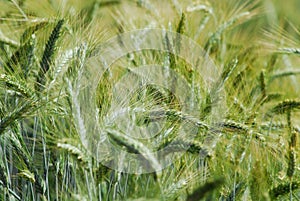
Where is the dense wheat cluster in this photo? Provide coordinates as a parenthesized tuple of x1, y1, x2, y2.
(0, 0, 300, 200)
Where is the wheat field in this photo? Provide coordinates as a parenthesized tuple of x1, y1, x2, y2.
(0, 0, 300, 200)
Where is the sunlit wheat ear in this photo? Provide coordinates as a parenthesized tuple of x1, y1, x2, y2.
(163, 173, 201, 200)
(0, 73, 34, 97)
(277, 47, 300, 55)
(57, 138, 91, 165)
(105, 128, 161, 172)
(260, 121, 287, 132)
(36, 19, 64, 91)
(142, 109, 208, 129)
(17, 169, 36, 183)
(269, 182, 300, 199)
(66, 79, 87, 150)
(186, 178, 224, 201)
(47, 43, 85, 91)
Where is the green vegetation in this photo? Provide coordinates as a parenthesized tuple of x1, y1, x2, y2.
(0, 0, 300, 200)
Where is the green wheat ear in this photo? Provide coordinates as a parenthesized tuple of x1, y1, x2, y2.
(269, 182, 300, 199)
(286, 149, 295, 178)
(290, 130, 297, 148)
(186, 178, 224, 201)
(0, 154, 7, 187)
(0, 100, 39, 135)
(250, 161, 270, 201)
(5, 33, 36, 77)
(57, 138, 91, 164)
(268, 99, 300, 116)
(221, 182, 245, 201)
(82, 0, 121, 24)
(165, 33, 176, 69)
(264, 93, 282, 103)
(216, 120, 249, 133)
(0, 74, 34, 98)
(200, 58, 238, 120)
(259, 70, 266, 98)
(36, 19, 64, 91)
(20, 21, 49, 44)
(164, 173, 202, 200)
(175, 12, 185, 54)
(105, 128, 161, 172)
(268, 70, 300, 84)
(8, 132, 46, 196)
(159, 138, 209, 157)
